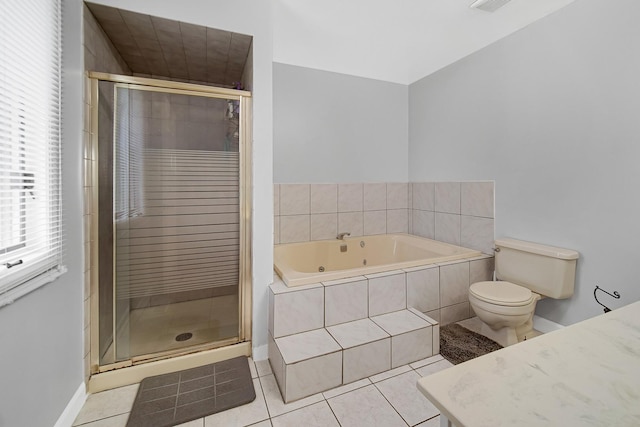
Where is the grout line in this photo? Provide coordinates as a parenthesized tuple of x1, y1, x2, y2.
(371, 381, 411, 426)
(325, 397, 343, 426)
(73, 412, 130, 426)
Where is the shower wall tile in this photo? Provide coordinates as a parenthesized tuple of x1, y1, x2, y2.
(274, 216, 280, 245)
(412, 210, 435, 239)
(363, 210, 387, 236)
(440, 302, 470, 326)
(406, 266, 440, 313)
(435, 212, 461, 246)
(280, 184, 310, 215)
(324, 278, 368, 327)
(386, 209, 408, 234)
(439, 262, 470, 307)
(274, 181, 494, 252)
(367, 271, 406, 316)
(338, 183, 363, 213)
(461, 216, 495, 255)
(387, 183, 409, 209)
(391, 326, 433, 368)
(310, 184, 338, 214)
(470, 256, 495, 284)
(272, 287, 324, 338)
(364, 183, 387, 211)
(338, 212, 364, 237)
(461, 182, 494, 218)
(435, 182, 461, 214)
(280, 215, 310, 244)
(425, 309, 440, 323)
(412, 182, 435, 211)
(311, 213, 338, 241)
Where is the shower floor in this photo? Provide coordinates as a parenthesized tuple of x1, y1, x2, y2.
(105, 294, 239, 361)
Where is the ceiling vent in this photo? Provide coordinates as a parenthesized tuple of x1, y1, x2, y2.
(470, 0, 512, 12)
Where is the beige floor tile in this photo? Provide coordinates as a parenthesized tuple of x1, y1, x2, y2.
(260, 374, 324, 418)
(248, 357, 259, 378)
(369, 364, 412, 383)
(375, 370, 439, 426)
(416, 415, 441, 426)
(409, 354, 444, 370)
(73, 384, 138, 426)
(415, 359, 454, 377)
(255, 359, 273, 377)
(322, 378, 371, 400)
(247, 421, 272, 427)
(327, 385, 407, 427)
(176, 418, 205, 426)
(271, 401, 340, 427)
(204, 378, 269, 427)
(73, 413, 128, 427)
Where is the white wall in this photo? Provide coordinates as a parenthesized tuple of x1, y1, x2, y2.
(273, 63, 408, 183)
(0, 1, 85, 425)
(409, 0, 640, 325)
(87, 0, 274, 356)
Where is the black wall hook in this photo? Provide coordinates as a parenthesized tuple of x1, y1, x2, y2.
(594, 285, 620, 313)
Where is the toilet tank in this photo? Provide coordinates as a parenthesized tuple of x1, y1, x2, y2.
(495, 238, 579, 299)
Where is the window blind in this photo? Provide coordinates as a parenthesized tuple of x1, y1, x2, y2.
(0, 0, 65, 307)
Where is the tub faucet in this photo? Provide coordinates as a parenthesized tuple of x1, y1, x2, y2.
(337, 232, 351, 240)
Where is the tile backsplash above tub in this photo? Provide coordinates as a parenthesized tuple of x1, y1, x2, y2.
(274, 181, 495, 255)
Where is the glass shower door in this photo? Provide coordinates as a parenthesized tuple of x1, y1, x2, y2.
(98, 82, 244, 365)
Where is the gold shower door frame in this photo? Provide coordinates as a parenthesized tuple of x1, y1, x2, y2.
(87, 72, 253, 383)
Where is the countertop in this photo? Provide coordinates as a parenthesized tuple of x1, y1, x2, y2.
(417, 301, 640, 426)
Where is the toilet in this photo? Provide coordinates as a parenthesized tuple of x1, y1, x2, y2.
(468, 238, 579, 347)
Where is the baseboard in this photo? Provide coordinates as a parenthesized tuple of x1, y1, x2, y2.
(252, 343, 268, 361)
(533, 315, 565, 334)
(54, 382, 86, 427)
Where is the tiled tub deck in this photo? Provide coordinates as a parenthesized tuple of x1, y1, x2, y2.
(267, 255, 494, 402)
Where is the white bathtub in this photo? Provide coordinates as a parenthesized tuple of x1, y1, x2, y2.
(274, 233, 483, 287)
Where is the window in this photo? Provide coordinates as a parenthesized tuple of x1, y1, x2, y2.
(0, 0, 65, 307)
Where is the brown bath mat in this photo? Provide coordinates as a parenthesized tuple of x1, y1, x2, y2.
(440, 324, 503, 365)
(126, 356, 255, 427)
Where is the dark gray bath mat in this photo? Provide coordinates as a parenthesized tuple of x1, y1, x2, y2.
(440, 324, 502, 365)
(126, 356, 255, 427)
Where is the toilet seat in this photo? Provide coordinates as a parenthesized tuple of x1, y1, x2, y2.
(469, 281, 534, 307)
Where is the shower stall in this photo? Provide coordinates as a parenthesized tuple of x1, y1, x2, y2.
(88, 73, 252, 374)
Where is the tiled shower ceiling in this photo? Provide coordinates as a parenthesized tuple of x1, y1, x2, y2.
(86, 2, 252, 86)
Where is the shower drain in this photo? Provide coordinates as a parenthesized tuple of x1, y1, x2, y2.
(175, 332, 193, 342)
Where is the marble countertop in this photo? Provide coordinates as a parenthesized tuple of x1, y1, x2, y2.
(417, 301, 640, 426)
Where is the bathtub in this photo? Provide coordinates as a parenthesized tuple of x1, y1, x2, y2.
(274, 233, 483, 287)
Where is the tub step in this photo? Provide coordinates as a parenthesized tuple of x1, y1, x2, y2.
(269, 309, 439, 403)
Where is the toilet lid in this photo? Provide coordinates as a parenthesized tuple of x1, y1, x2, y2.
(470, 281, 533, 306)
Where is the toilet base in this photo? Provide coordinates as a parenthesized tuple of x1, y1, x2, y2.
(478, 322, 518, 347)
(475, 317, 535, 347)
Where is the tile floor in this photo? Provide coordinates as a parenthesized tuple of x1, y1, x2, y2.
(73, 354, 453, 427)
